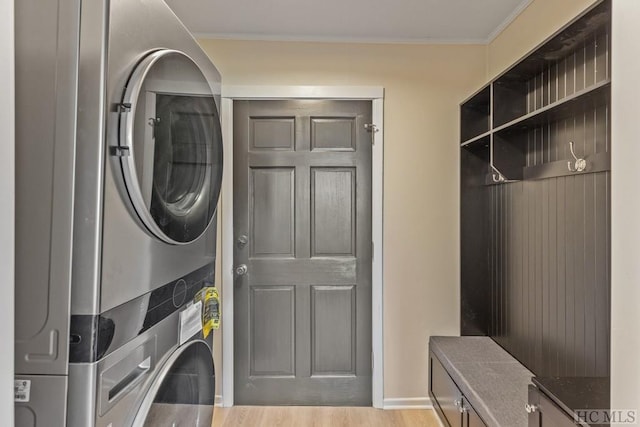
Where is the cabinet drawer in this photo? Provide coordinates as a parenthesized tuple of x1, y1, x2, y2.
(429, 352, 463, 427)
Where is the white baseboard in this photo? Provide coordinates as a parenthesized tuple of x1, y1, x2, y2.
(215, 395, 223, 406)
(382, 397, 433, 410)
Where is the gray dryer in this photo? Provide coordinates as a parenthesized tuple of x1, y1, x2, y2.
(14, 0, 223, 425)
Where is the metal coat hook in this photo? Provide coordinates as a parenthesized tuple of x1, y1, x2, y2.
(490, 164, 506, 183)
(568, 141, 587, 172)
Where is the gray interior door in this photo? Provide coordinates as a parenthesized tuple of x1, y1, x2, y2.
(233, 100, 372, 405)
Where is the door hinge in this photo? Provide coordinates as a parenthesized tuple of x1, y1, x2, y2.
(110, 146, 130, 157)
(371, 351, 374, 370)
(364, 123, 378, 145)
(371, 241, 375, 261)
(117, 102, 132, 113)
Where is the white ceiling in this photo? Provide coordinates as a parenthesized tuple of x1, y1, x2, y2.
(165, 0, 532, 44)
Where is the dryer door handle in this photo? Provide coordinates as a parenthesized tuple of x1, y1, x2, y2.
(108, 356, 152, 401)
(98, 337, 156, 416)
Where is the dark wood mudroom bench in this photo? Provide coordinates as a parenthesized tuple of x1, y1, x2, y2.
(429, 336, 533, 427)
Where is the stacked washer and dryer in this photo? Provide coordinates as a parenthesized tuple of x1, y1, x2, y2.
(15, 0, 223, 425)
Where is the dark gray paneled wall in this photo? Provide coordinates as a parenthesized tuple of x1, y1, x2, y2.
(489, 173, 610, 377)
(525, 104, 609, 168)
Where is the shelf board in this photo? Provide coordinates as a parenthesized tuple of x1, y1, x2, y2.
(460, 83, 491, 106)
(483, 174, 520, 186)
(461, 131, 491, 147)
(493, 79, 610, 134)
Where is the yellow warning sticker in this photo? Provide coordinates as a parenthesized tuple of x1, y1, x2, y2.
(194, 286, 220, 338)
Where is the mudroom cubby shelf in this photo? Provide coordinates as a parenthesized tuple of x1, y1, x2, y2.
(460, 85, 491, 143)
(459, 0, 611, 184)
(460, 0, 612, 383)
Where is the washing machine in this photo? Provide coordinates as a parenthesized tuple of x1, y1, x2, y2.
(14, 0, 222, 425)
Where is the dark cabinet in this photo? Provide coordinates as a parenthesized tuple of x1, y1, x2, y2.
(429, 352, 487, 427)
(466, 401, 485, 427)
(528, 385, 583, 427)
(528, 378, 610, 427)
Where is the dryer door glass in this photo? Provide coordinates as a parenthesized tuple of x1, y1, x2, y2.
(119, 49, 223, 244)
(135, 340, 215, 427)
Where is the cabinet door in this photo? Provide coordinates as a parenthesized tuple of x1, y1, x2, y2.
(464, 398, 487, 427)
(429, 352, 463, 427)
(530, 386, 576, 427)
(527, 385, 541, 427)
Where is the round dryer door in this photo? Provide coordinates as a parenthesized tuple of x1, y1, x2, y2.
(132, 340, 215, 427)
(118, 49, 223, 244)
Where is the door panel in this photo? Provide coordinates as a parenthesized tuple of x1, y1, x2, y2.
(234, 100, 372, 405)
(250, 118, 295, 151)
(311, 285, 356, 376)
(310, 118, 356, 151)
(250, 286, 296, 377)
(250, 168, 295, 257)
(311, 168, 356, 256)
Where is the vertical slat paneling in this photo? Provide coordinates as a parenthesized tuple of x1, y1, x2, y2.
(514, 182, 525, 361)
(584, 174, 597, 375)
(564, 175, 576, 376)
(522, 24, 609, 118)
(548, 179, 558, 376)
(541, 179, 550, 375)
(594, 173, 610, 376)
(566, 54, 576, 97)
(595, 30, 608, 83)
(573, 174, 586, 376)
(575, 43, 586, 92)
(534, 181, 544, 373)
(489, 172, 609, 377)
(585, 37, 596, 88)
(556, 177, 567, 376)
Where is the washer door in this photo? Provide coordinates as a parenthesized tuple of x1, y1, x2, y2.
(132, 340, 215, 427)
(118, 49, 223, 244)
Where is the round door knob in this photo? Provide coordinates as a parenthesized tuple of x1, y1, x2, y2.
(234, 264, 248, 277)
(525, 403, 539, 414)
(237, 235, 249, 248)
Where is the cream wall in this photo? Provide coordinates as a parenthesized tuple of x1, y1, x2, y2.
(1, 0, 14, 422)
(199, 39, 487, 400)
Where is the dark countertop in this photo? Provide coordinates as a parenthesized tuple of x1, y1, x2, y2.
(430, 336, 534, 427)
(532, 376, 610, 425)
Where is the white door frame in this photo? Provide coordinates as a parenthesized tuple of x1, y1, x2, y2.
(220, 85, 384, 408)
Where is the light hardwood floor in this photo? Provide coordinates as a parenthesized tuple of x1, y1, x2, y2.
(212, 406, 440, 427)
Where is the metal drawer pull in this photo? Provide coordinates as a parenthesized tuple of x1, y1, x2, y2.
(525, 403, 539, 413)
